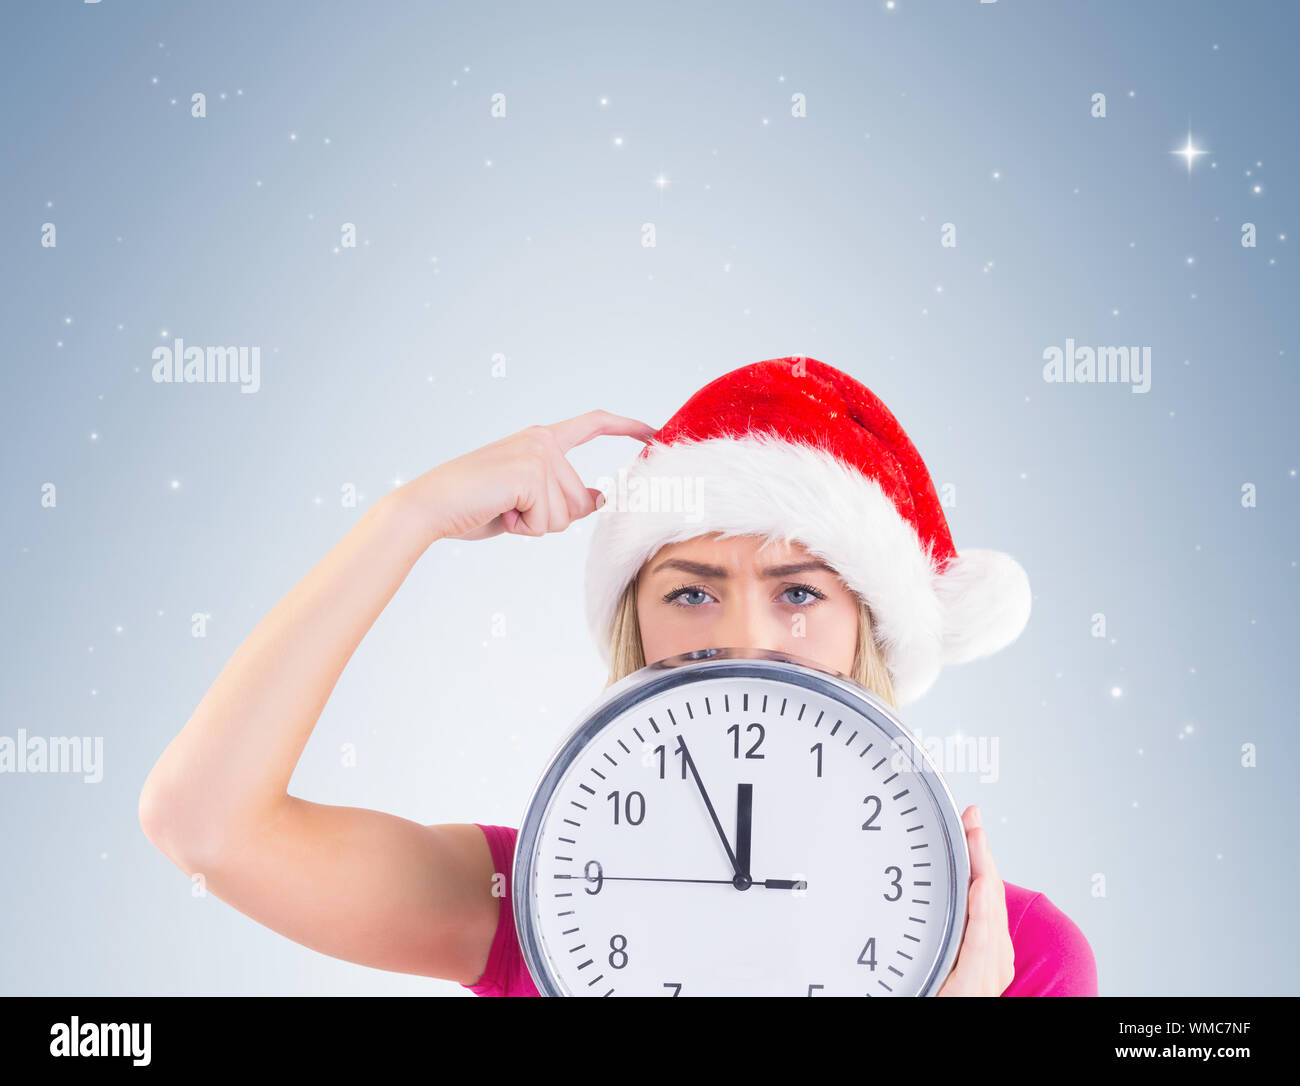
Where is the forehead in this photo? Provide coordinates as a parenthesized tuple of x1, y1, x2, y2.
(642, 534, 818, 570)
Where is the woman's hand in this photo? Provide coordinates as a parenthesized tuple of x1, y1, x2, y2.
(406, 410, 657, 542)
(935, 805, 1016, 997)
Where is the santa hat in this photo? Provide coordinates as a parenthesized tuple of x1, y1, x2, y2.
(583, 356, 1032, 706)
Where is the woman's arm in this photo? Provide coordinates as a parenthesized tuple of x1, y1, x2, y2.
(138, 486, 497, 981)
(139, 490, 443, 867)
(138, 413, 654, 983)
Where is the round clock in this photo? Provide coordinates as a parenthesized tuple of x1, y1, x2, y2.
(513, 647, 970, 996)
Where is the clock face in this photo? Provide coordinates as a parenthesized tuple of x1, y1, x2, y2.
(515, 649, 968, 997)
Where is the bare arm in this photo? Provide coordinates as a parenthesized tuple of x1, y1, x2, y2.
(138, 413, 654, 984)
(139, 483, 499, 982)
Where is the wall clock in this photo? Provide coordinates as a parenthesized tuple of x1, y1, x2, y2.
(514, 647, 969, 996)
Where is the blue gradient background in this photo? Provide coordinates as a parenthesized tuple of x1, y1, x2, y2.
(1, 0, 1296, 996)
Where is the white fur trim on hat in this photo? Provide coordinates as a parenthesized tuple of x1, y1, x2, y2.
(584, 433, 1031, 706)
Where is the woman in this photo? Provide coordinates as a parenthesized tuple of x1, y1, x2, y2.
(139, 356, 1097, 997)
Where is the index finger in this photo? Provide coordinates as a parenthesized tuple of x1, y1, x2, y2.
(547, 410, 659, 453)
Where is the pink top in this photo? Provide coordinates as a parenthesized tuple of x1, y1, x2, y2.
(463, 823, 1098, 997)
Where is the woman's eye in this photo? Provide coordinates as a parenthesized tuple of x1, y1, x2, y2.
(781, 586, 823, 606)
(665, 588, 713, 607)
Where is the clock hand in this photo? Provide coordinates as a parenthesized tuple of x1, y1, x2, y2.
(597, 876, 736, 884)
(760, 878, 808, 890)
(675, 734, 743, 882)
(735, 783, 752, 881)
(729, 786, 804, 889)
(591, 875, 809, 889)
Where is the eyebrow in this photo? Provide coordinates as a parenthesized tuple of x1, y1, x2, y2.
(648, 558, 840, 579)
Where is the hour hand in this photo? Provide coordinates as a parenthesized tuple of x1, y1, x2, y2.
(735, 783, 752, 881)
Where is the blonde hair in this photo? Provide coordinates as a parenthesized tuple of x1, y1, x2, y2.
(602, 574, 898, 710)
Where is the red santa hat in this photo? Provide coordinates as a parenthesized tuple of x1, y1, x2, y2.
(583, 356, 1032, 706)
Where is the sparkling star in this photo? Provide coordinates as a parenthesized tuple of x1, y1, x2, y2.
(1172, 130, 1208, 173)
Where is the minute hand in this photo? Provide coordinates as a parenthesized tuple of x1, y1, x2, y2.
(675, 734, 741, 878)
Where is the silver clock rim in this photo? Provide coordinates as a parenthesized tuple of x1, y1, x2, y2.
(512, 647, 971, 997)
